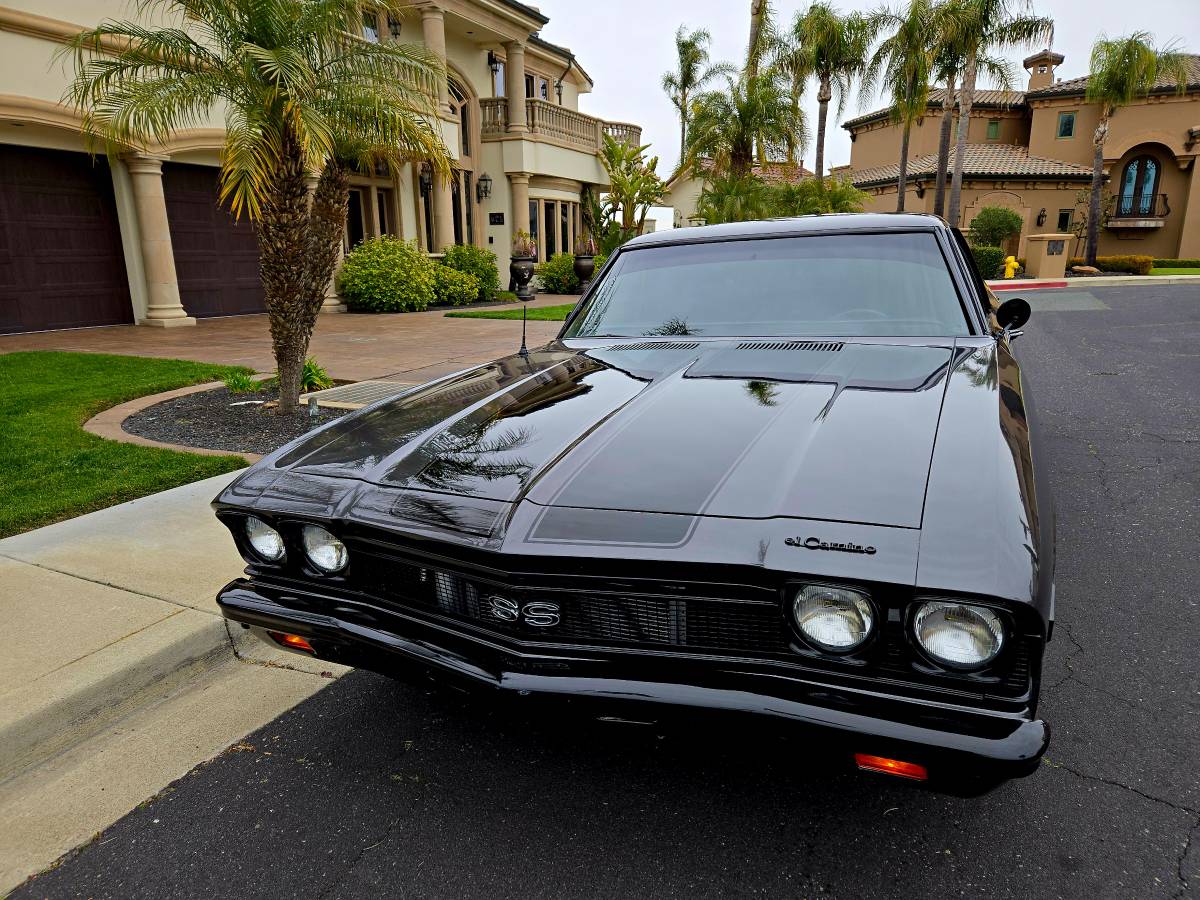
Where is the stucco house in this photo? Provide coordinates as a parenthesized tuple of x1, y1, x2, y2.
(838, 50, 1200, 259)
(663, 161, 816, 228)
(0, 0, 641, 334)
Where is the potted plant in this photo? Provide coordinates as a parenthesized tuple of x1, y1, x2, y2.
(573, 235, 597, 293)
(510, 230, 537, 300)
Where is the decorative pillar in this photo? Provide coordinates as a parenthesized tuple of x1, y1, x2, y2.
(305, 173, 347, 313)
(509, 172, 530, 236)
(420, 5, 451, 117)
(504, 41, 527, 134)
(432, 175, 456, 251)
(123, 154, 194, 327)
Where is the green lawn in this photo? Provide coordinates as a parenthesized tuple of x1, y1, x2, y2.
(1150, 267, 1200, 276)
(0, 351, 251, 538)
(444, 303, 575, 321)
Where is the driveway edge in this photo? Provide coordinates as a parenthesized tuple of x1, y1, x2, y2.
(82, 381, 262, 464)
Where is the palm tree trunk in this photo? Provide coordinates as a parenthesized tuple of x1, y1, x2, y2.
(304, 160, 351, 313)
(1086, 115, 1109, 267)
(933, 71, 956, 218)
(896, 121, 911, 212)
(258, 125, 312, 416)
(679, 91, 688, 166)
(947, 50, 977, 227)
(747, 0, 767, 79)
(815, 75, 831, 186)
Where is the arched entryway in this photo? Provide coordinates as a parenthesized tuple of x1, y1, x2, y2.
(416, 71, 482, 251)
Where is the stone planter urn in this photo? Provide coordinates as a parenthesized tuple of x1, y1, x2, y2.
(510, 255, 536, 300)
(573, 254, 595, 293)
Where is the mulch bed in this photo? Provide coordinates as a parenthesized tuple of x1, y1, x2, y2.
(122, 385, 350, 456)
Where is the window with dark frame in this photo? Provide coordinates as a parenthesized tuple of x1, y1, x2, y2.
(545, 200, 556, 257)
(1056, 111, 1075, 138)
(361, 12, 380, 42)
(1118, 155, 1160, 216)
(376, 188, 395, 236)
(1056, 209, 1072, 232)
(528, 200, 539, 257)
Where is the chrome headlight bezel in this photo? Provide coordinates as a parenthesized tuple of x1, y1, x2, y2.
(300, 524, 349, 575)
(909, 599, 1007, 672)
(243, 515, 286, 564)
(789, 583, 877, 655)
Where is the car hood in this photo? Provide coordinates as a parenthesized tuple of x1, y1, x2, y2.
(269, 339, 956, 529)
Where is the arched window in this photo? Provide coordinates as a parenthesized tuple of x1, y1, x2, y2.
(1118, 155, 1159, 216)
(449, 79, 469, 157)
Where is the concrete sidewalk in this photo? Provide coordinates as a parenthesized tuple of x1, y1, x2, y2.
(0, 472, 345, 891)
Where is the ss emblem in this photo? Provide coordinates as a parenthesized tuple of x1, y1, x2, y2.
(487, 596, 560, 628)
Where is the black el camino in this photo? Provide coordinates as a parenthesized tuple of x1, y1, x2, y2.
(215, 213, 1053, 795)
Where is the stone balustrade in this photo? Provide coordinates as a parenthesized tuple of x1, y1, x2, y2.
(478, 97, 642, 152)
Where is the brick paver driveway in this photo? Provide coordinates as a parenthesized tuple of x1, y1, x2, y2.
(0, 294, 572, 383)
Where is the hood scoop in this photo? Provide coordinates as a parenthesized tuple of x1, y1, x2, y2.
(605, 341, 701, 351)
(735, 340, 844, 352)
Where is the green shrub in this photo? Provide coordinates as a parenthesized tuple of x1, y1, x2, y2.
(433, 265, 480, 306)
(968, 207, 1024, 248)
(1067, 254, 1153, 275)
(970, 245, 1006, 279)
(300, 358, 333, 392)
(224, 372, 260, 394)
(496, 290, 518, 303)
(337, 237, 436, 312)
(441, 244, 500, 302)
(1153, 258, 1200, 268)
(536, 252, 581, 293)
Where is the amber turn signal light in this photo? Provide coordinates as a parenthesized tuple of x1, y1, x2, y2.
(854, 753, 928, 781)
(269, 631, 315, 653)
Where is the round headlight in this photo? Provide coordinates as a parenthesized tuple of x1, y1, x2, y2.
(301, 525, 348, 574)
(913, 601, 1004, 670)
(244, 516, 285, 562)
(792, 584, 874, 652)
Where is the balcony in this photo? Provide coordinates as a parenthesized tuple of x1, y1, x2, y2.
(479, 98, 642, 153)
(1108, 193, 1170, 229)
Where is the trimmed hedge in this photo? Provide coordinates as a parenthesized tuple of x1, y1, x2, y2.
(338, 237, 436, 312)
(441, 244, 500, 302)
(535, 252, 609, 293)
(1068, 255, 1154, 276)
(970, 245, 1006, 279)
(433, 265, 480, 307)
(1153, 258, 1200, 268)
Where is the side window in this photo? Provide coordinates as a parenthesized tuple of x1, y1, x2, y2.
(1056, 111, 1075, 138)
(986, 119, 1000, 140)
(1056, 209, 1072, 232)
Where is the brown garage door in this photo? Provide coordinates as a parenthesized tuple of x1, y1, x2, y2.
(163, 163, 264, 317)
(0, 145, 132, 334)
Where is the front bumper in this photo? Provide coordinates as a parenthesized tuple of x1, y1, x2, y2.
(218, 578, 1049, 794)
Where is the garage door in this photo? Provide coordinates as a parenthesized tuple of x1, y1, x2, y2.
(0, 145, 132, 334)
(163, 163, 264, 317)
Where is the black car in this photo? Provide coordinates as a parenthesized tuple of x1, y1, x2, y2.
(215, 213, 1053, 795)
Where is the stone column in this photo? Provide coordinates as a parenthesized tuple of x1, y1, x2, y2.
(509, 172, 530, 236)
(420, 5, 451, 117)
(504, 41, 527, 134)
(123, 154, 194, 327)
(305, 173, 347, 313)
(431, 174, 456, 251)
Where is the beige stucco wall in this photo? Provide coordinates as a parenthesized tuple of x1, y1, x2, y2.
(848, 108, 1027, 171)
(663, 175, 704, 226)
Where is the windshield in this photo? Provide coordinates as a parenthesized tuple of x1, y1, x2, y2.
(562, 231, 970, 338)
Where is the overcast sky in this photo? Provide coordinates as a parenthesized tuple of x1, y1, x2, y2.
(530, 0, 1198, 228)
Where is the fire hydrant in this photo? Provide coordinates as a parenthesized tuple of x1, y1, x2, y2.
(1003, 255, 1019, 279)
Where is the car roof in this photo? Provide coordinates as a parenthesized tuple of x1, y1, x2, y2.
(625, 213, 951, 248)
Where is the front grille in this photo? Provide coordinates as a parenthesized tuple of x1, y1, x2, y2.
(354, 553, 790, 654)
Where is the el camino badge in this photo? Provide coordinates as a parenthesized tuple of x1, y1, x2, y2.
(786, 536, 877, 555)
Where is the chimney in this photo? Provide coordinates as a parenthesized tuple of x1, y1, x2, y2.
(1023, 49, 1065, 91)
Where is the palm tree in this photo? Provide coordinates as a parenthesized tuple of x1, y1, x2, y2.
(781, 3, 872, 184)
(688, 74, 805, 179)
(661, 27, 730, 166)
(864, 0, 936, 212)
(945, 0, 1053, 226)
(1082, 33, 1190, 265)
(747, 0, 778, 81)
(63, 0, 451, 413)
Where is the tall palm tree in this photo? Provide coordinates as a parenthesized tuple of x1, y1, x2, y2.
(747, 0, 778, 81)
(1082, 33, 1189, 265)
(63, 0, 450, 413)
(688, 73, 805, 178)
(945, 0, 1053, 226)
(661, 27, 730, 167)
(864, 0, 936, 211)
(781, 3, 873, 183)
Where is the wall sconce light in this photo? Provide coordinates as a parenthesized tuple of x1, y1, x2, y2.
(387, 15, 402, 40)
(554, 80, 564, 104)
(1036, 207, 1047, 226)
(476, 172, 492, 202)
(418, 163, 432, 192)
(914, 181, 925, 198)
(487, 50, 500, 77)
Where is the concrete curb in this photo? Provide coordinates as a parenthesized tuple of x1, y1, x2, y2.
(987, 274, 1200, 289)
(83, 380, 262, 464)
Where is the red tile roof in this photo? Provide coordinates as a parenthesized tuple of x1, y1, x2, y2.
(1027, 54, 1200, 98)
(849, 144, 1092, 187)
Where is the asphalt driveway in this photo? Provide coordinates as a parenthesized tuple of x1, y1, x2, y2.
(13, 283, 1200, 899)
